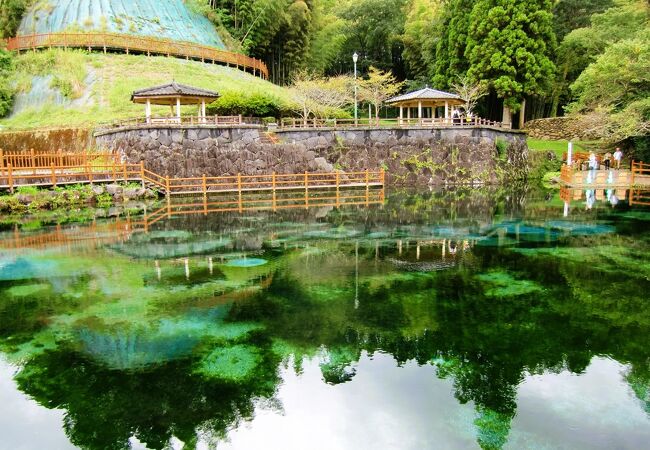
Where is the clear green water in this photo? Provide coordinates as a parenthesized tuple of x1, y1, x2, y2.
(0, 187, 649, 450)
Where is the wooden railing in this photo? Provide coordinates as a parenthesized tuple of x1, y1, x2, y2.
(629, 189, 650, 206)
(5, 32, 268, 79)
(631, 160, 650, 186)
(0, 155, 385, 197)
(0, 149, 118, 170)
(560, 164, 573, 185)
(101, 115, 263, 130)
(279, 116, 506, 130)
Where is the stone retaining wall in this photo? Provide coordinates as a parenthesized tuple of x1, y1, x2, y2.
(524, 117, 603, 141)
(95, 125, 529, 186)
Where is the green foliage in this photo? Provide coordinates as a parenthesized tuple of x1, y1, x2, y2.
(553, 0, 614, 41)
(569, 32, 650, 141)
(0, 48, 15, 117)
(466, 0, 557, 111)
(206, 91, 287, 118)
(0, 0, 32, 38)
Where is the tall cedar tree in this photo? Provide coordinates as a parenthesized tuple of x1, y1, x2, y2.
(466, 0, 556, 112)
(431, 0, 475, 89)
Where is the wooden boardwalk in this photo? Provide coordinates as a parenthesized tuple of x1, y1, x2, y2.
(0, 151, 385, 199)
(4, 32, 268, 79)
(559, 161, 650, 188)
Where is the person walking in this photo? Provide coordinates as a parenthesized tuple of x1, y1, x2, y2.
(614, 148, 623, 169)
(603, 152, 612, 170)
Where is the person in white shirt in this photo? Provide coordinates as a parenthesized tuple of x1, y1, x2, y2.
(613, 148, 623, 169)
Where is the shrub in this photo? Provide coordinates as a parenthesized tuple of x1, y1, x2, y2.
(0, 0, 32, 39)
(207, 91, 288, 118)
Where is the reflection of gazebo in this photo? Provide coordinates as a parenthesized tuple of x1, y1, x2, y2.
(386, 87, 465, 124)
(131, 82, 220, 124)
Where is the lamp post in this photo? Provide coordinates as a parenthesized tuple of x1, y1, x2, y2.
(353, 52, 358, 126)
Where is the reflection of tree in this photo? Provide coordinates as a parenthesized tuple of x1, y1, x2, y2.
(15, 344, 281, 450)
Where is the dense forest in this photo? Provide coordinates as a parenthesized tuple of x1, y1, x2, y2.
(195, 0, 649, 141)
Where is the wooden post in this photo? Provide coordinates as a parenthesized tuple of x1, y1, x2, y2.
(8, 163, 13, 193)
(631, 161, 636, 186)
(272, 172, 277, 211)
(0, 149, 4, 169)
(122, 163, 127, 182)
(30, 148, 35, 174)
(365, 169, 370, 206)
(202, 174, 207, 215)
(140, 161, 145, 189)
(51, 164, 57, 187)
(237, 173, 243, 212)
(87, 164, 93, 184)
(336, 171, 340, 207)
(380, 168, 385, 186)
(165, 175, 170, 198)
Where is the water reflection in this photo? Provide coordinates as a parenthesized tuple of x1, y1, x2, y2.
(0, 186, 649, 450)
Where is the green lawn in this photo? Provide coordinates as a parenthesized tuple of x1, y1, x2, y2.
(527, 138, 603, 159)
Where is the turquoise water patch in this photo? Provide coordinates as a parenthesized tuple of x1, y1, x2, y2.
(224, 258, 268, 268)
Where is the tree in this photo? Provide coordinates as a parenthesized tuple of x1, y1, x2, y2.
(431, 0, 475, 89)
(569, 33, 650, 142)
(451, 75, 488, 116)
(0, 48, 14, 117)
(466, 0, 557, 122)
(290, 72, 353, 123)
(402, 0, 442, 80)
(552, 0, 614, 42)
(359, 66, 404, 125)
(0, 0, 31, 39)
(551, 0, 649, 116)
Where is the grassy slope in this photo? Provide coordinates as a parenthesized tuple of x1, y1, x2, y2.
(527, 138, 602, 159)
(1, 49, 296, 130)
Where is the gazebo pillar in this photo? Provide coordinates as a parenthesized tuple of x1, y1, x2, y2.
(176, 97, 181, 122)
(407, 106, 411, 121)
(418, 101, 422, 122)
(445, 101, 449, 122)
(399, 106, 403, 125)
(145, 99, 151, 124)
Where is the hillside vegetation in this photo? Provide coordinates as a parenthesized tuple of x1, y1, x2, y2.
(0, 49, 297, 130)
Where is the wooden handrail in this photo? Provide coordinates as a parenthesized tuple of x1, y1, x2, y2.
(0, 152, 385, 196)
(278, 116, 505, 130)
(4, 32, 268, 79)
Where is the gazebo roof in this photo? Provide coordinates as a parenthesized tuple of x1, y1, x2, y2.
(131, 82, 220, 105)
(386, 87, 462, 105)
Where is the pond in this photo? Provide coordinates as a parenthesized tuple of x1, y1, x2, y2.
(0, 186, 649, 450)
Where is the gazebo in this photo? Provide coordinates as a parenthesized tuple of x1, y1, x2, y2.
(386, 87, 465, 124)
(131, 82, 220, 124)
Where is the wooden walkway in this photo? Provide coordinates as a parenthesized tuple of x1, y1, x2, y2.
(559, 161, 650, 188)
(4, 32, 268, 79)
(0, 152, 385, 198)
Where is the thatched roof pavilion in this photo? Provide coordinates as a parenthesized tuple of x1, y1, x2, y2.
(386, 87, 464, 122)
(131, 82, 220, 123)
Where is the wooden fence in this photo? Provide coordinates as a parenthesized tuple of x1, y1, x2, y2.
(4, 32, 268, 79)
(279, 116, 506, 130)
(630, 189, 650, 207)
(0, 154, 385, 198)
(631, 161, 650, 186)
(102, 115, 262, 130)
(0, 149, 118, 170)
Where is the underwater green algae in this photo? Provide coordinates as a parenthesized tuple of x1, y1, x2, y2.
(196, 345, 262, 382)
(476, 272, 544, 298)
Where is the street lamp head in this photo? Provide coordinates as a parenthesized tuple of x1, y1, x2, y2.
(353, 52, 358, 63)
